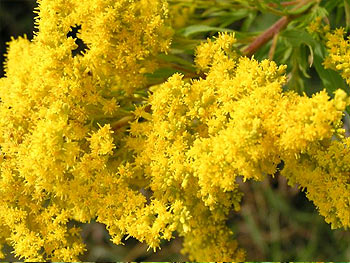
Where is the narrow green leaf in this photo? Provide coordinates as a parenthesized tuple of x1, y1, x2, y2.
(179, 24, 234, 38)
(241, 11, 257, 31)
(158, 53, 194, 68)
(281, 29, 317, 48)
(286, 1, 314, 15)
(324, 0, 344, 13)
(345, 0, 350, 30)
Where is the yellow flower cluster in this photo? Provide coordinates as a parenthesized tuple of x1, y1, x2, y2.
(307, 16, 330, 35)
(324, 28, 350, 84)
(126, 33, 349, 260)
(282, 27, 350, 230)
(0, 0, 172, 261)
(282, 137, 350, 229)
(34, 0, 173, 92)
(1, 0, 350, 260)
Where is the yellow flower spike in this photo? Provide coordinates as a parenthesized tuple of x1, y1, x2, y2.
(334, 89, 349, 110)
(88, 124, 116, 156)
(127, 32, 350, 260)
(0, 0, 172, 260)
(2, 0, 350, 259)
(324, 28, 350, 84)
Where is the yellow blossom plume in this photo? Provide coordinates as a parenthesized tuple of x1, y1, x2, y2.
(1, 0, 350, 259)
(127, 33, 349, 260)
(324, 28, 350, 85)
(0, 0, 172, 260)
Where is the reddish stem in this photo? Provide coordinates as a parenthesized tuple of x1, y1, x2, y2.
(243, 0, 315, 57)
(243, 16, 290, 57)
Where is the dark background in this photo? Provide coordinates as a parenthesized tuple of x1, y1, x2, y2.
(0, 0, 36, 77)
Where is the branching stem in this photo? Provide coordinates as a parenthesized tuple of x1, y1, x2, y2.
(243, 16, 289, 57)
(243, 0, 316, 57)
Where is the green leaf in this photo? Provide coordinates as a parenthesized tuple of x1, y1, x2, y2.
(280, 30, 317, 93)
(345, 0, 350, 30)
(204, 9, 250, 28)
(281, 29, 317, 48)
(145, 68, 179, 84)
(158, 53, 194, 68)
(324, 0, 343, 13)
(179, 24, 234, 38)
(241, 11, 257, 31)
(286, 1, 314, 15)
